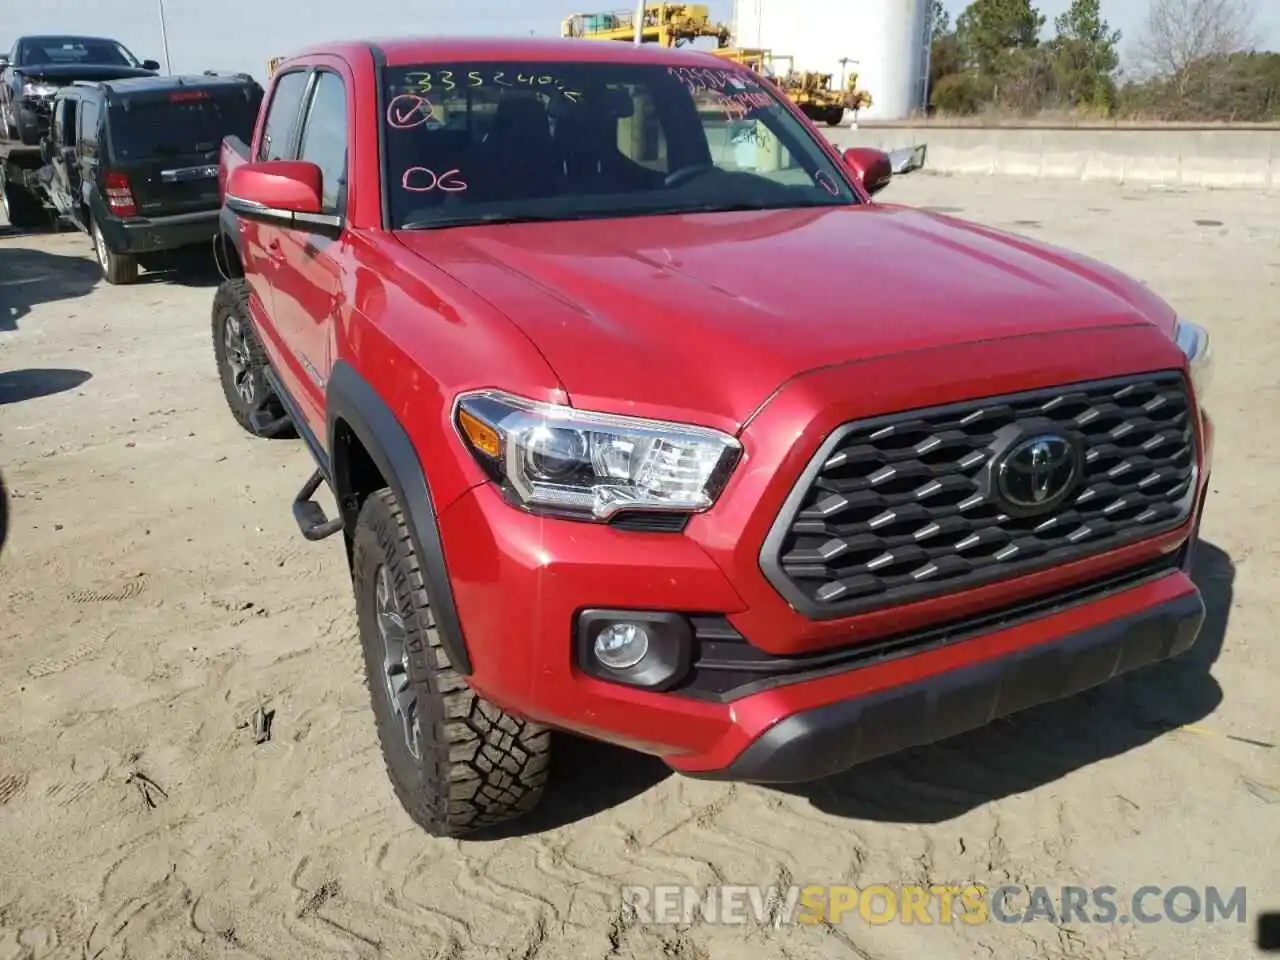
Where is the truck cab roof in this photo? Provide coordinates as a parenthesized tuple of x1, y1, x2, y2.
(278, 34, 735, 69)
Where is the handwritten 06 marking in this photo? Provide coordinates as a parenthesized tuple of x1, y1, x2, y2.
(402, 167, 468, 193)
(815, 171, 840, 196)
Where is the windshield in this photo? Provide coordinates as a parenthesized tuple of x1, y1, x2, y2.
(20, 37, 139, 68)
(108, 90, 260, 159)
(380, 60, 858, 230)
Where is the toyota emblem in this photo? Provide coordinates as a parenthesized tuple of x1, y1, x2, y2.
(995, 434, 1080, 513)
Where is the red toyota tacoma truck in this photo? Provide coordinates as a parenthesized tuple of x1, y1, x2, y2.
(212, 37, 1214, 836)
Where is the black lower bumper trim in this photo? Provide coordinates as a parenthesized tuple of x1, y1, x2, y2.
(687, 589, 1205, 784)
(113, 210, 219, 253)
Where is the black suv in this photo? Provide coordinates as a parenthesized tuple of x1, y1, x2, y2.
(42, 73, 262, 283)
(1, 35, 159, 145)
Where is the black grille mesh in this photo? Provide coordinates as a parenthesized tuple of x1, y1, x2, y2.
(762, 372, 1197, 619)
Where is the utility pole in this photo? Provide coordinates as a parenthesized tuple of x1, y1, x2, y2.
(633, 0, 645, 43)
(157, 0, 173, 74)
(838, 57, 859, 89)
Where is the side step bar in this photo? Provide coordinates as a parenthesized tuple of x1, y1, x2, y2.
(293, 469, 344, 541)
(249, 408, 293, 436)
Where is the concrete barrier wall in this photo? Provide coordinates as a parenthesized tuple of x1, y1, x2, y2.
(826, 125, 1280, 190)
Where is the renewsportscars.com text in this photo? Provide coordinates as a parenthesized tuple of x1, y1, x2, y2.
(622, 883, 1249, 927)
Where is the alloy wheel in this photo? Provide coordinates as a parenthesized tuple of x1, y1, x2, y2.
(92, 222, 108, 269)
(375, 564, 421, 759)
(220, 313, 256, 405)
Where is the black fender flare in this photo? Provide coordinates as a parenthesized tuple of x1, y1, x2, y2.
(219, 204, 243, 253)
(215, 205, 245, 277)
(325, 360, 473, 675)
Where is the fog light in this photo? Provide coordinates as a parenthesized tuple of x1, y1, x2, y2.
(594, 622, 650, 669)
(576, 609, 694, 690)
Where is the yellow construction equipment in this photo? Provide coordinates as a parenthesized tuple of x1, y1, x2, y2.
(561, 4, 731, 48)
(267, 56, 285, 78)
(708, 49, 872, 126)
(561, 6, 872, 125)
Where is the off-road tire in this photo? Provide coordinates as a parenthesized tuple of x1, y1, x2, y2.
(210, 279, 295, 439)
(823, 107, 845, 127)
(353, 487, 551, 836)
(1, 178, 45, 230)
(91, 216, 138, 284)
(0, 470, 9, 557)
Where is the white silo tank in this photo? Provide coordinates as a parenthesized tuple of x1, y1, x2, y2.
(733, 0, 930, 121)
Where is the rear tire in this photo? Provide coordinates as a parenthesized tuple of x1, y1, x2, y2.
(823, 107, 845, 127)
(210, 279, 295, 439)
(91, 216, 138, 284)
(353, 488, 551, 836)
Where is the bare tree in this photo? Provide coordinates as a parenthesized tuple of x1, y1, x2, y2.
(1131, 0, 1260, 81)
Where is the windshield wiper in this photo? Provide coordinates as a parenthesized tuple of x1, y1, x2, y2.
(399, 212, 590, 230)
(398, 199, 845, 231)
(639, 199, 845, 217)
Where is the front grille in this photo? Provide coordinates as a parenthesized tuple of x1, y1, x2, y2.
(761, 372, 1197, 620)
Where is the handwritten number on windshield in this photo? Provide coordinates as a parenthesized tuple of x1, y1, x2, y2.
(411, 69, 581, 102)
(815, 171, 840, 196)
(402, 167, 468, 192)
(386, 94, 437, 130)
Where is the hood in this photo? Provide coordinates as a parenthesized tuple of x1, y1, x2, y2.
(395, 204, 1177, 429)
(15, 64, 156, 86)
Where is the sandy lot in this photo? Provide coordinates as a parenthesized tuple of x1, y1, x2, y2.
(1, 175, 1277, 960)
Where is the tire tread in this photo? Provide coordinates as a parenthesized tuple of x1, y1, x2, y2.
(354, 487, 549, 836)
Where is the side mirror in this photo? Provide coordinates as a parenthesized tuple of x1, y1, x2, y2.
(226, 160, 338, 230)
(842, 147, 893, 197)
(0, 56, 10, 69)
(142, 59, 161, 71)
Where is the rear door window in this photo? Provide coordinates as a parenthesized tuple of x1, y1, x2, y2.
(78, 99, 100, 158)
(52, 98, 77, 147)
(107, 88, 260, 161)
(257, 70, 309, 161)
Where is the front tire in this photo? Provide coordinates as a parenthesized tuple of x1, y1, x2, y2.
(210, 279, 295, 439)
(1, 177, 45, 230)
(91, 216, 138, 284)
(353, 488, 551, 836)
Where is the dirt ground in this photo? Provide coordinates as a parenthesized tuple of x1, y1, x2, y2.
(1, 175, 1277, 960)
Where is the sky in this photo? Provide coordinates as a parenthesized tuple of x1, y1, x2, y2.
(3, 0, 1277, 83)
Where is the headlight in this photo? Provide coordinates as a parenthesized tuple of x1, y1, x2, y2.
(20, 81, 58, 98)
(1174, 318, 1213, 399)
(453, 389, 741, 520)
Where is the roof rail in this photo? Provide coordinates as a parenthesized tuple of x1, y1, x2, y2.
(200, 70, 256, 82)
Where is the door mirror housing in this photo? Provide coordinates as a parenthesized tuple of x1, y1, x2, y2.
(0, 55, 10, 69)
(842, 147, 893, 197)
(225, 160, 340, 231)
(141, 59, 161, 71)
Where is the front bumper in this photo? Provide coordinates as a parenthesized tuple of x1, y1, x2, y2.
(102, 209, 219, 254)
(685, 587, 1204, 782)
(434, 326, 1214, 779)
